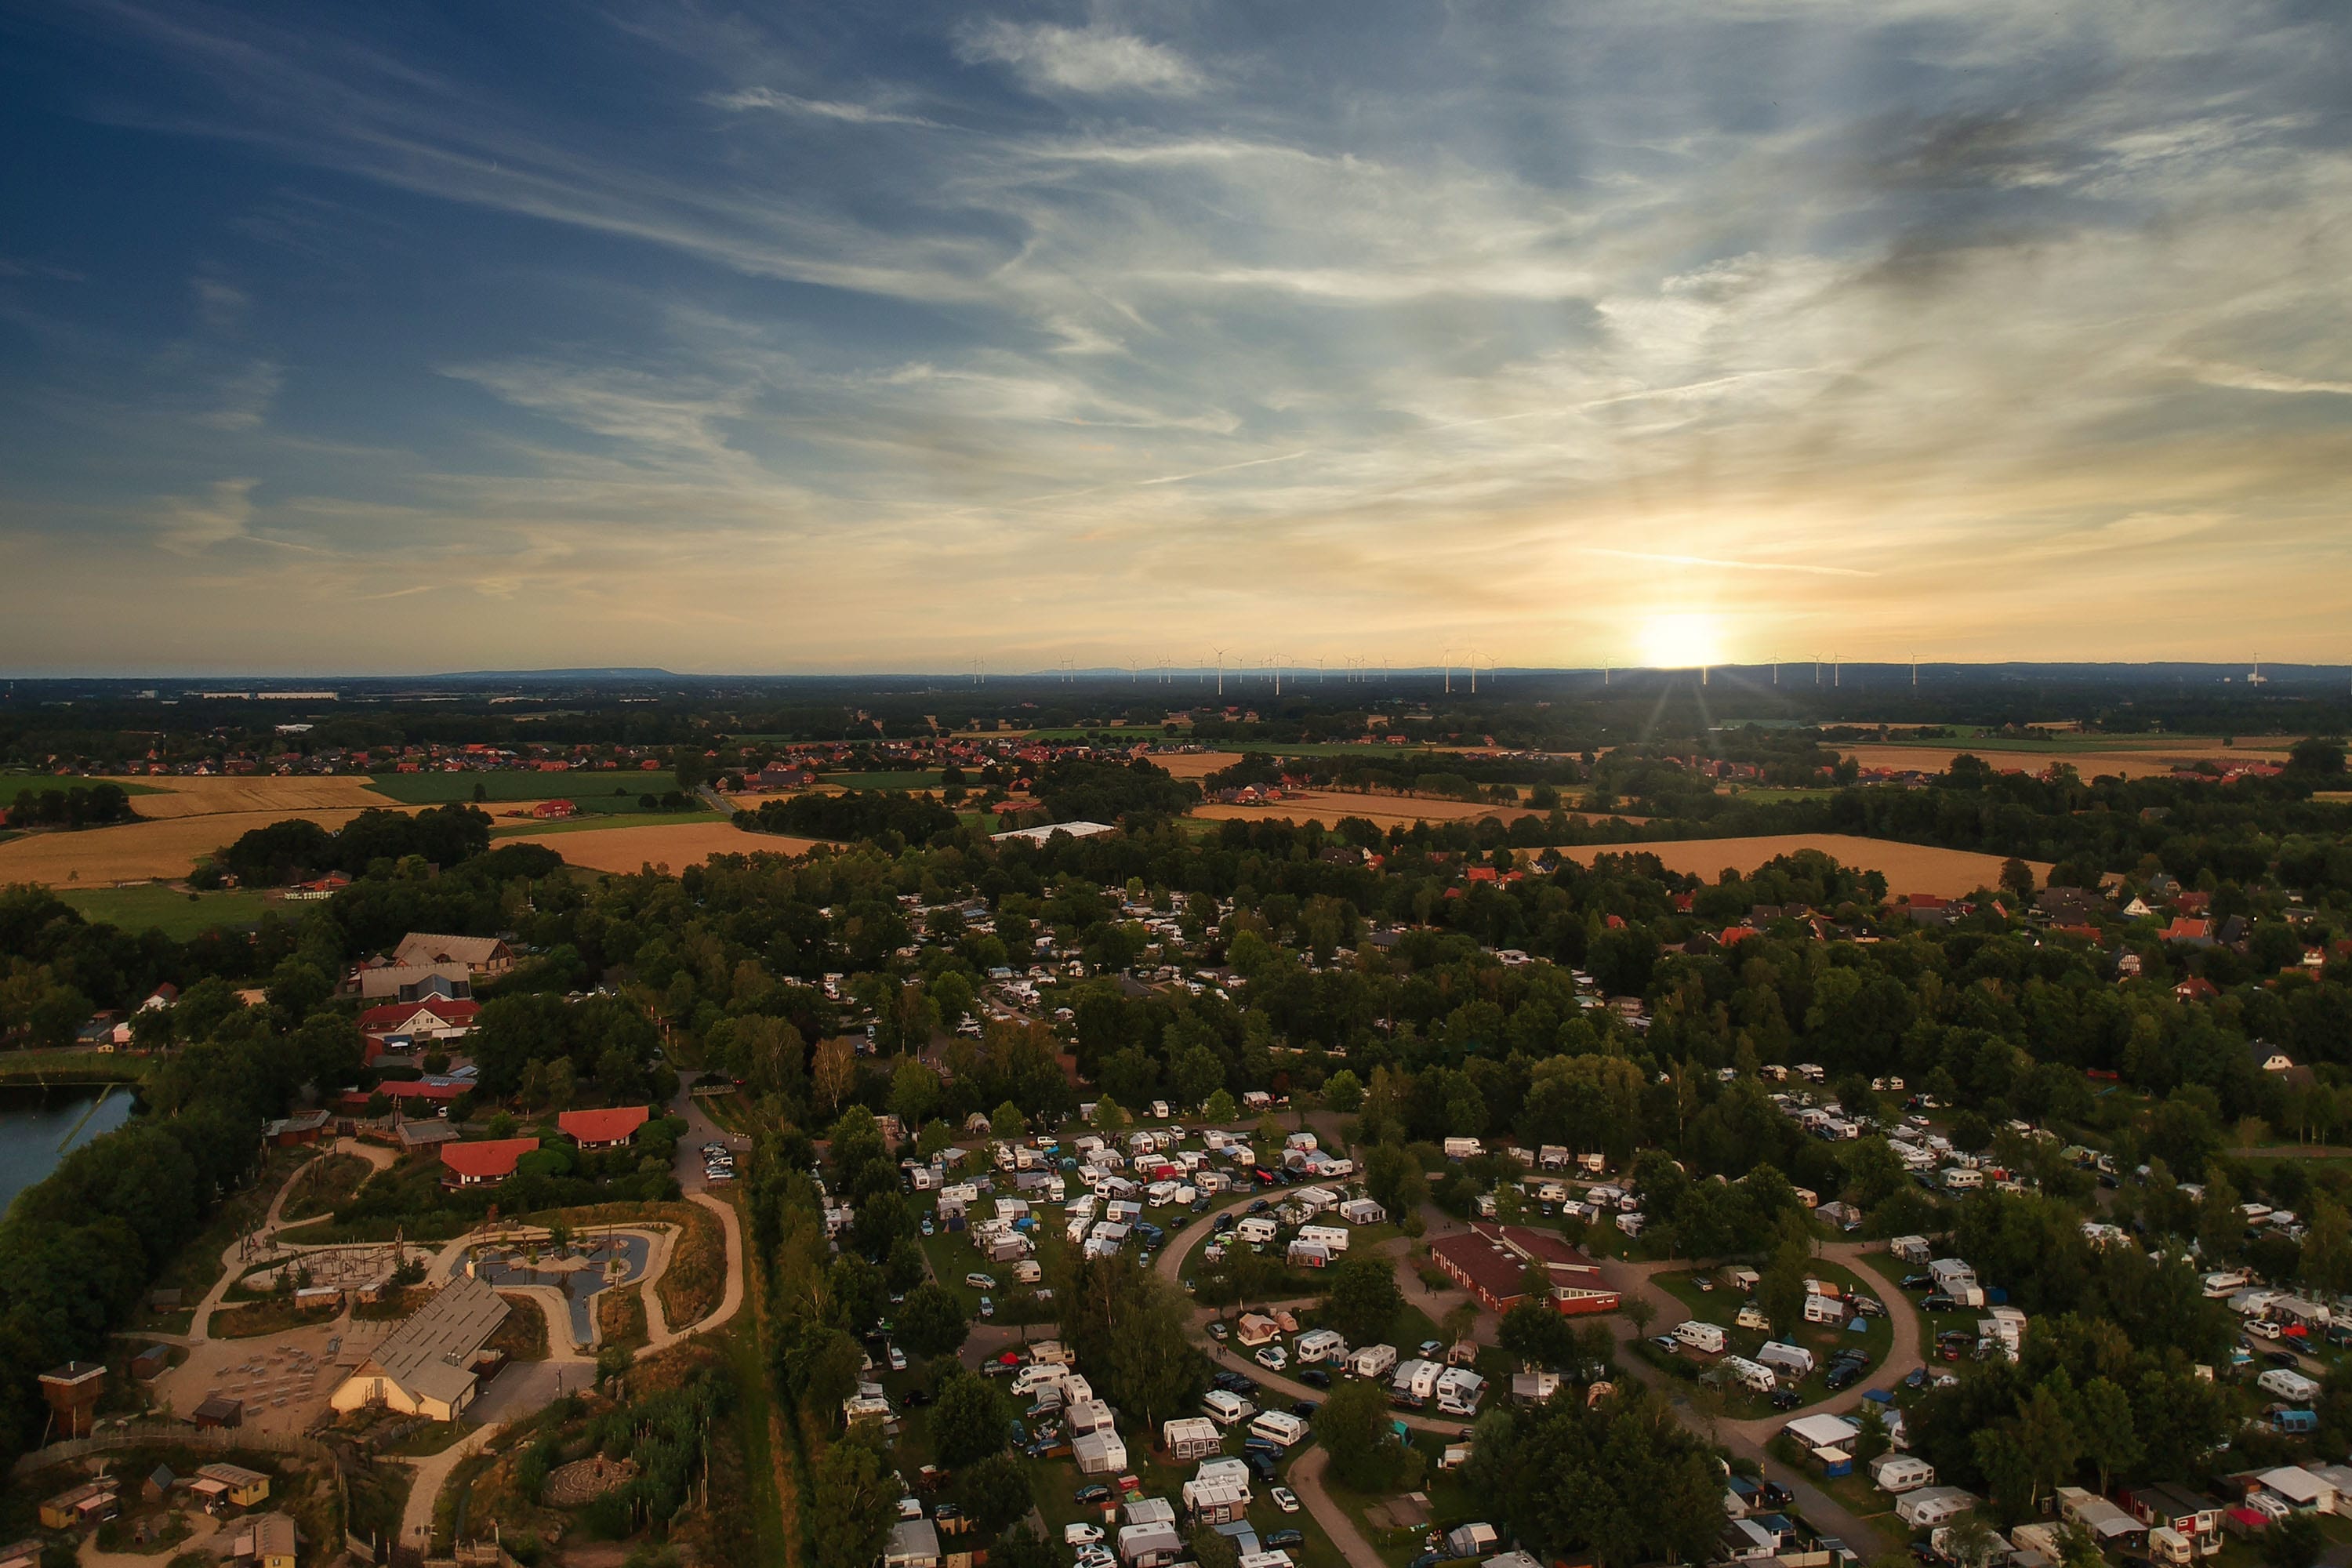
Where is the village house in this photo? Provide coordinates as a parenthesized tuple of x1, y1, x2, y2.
(1428, 1224, 1620, 1315)
(390, 933, 516, 977)
(439, 1138, 539, 1188)
(558, 1105, 650, 1149)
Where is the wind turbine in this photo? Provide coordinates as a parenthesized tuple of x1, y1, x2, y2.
(1212, 647, 1229, 698)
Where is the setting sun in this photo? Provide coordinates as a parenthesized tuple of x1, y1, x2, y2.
(1638, 612, 1727, 670)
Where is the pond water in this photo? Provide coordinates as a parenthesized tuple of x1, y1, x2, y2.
(0, 1083, 138, 1214)
(469, 1232, 652, 1348)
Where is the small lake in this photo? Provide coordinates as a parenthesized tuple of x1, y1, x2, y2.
(0, 1083, 138, 1214)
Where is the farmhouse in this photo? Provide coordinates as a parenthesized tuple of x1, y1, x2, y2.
(329, 1276, 509, 1421)
(390, 933, 516, 977)
(439, 1138, 539, 1187)
(559, 1105, 650, 1149)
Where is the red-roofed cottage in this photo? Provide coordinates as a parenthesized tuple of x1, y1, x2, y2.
(558, 1105, 651, 1150)
(439, 1138, 539, 1188)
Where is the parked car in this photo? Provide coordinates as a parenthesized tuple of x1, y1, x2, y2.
(1921, 1294, 1957, 1312)
(1769, 1388, 1802, 1410)
(887, 1345, 906, 1371)
(1074, 1484, 1112, 1504)
(1290, 1400, 1318, 1417)
(1271, 1487, 1301, 1514)
(1207, 1323, 1229, 1341)
(964, 1272, 997, 1289)
(1265, 1531, 1305, 1549)
(1255, 1346, 1288, 1371)
(1650, 1334, 1680, 1354)
(978, 1295, 995, 1318)
(1065, 1525, 1105, 1547)
(1300, 1369, 1331, 1388)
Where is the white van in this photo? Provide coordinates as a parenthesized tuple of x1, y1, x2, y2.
(1247, 1410, 1309, 1448)
(1674, 1320, 1727, 1354)
(1203, 1388, 1256, 1425)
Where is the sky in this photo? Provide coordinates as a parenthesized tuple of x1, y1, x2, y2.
(2, 1, 2349, 676)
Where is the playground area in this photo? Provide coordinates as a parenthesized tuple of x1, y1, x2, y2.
(466, 1232, 652, 1352)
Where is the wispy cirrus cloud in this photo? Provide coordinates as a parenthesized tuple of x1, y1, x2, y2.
(955, 20, 1203, 96)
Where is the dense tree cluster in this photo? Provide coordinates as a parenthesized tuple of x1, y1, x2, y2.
(4, 781, 136, 829)
(213, 804, 493, 887)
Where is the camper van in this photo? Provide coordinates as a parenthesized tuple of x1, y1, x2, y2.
(1869, 1454, 1936, 1494)
(1348, 1343, 1398, 1380)
(1803, 1294, 1846, 1327)
(1295, 1329, 1347, 1364)
(1675, 1320, 1728, 1354)
(1758, 1341, 1815, 1379)
(1203, 1389, 1256, 1425)
(1719, 1356, 1777, 1394)
(1247, 1411, 1309, 1448)
(1236, 1216, 1277, 1246)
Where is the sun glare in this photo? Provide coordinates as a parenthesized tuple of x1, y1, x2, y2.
(1638, 612, 1726, 670)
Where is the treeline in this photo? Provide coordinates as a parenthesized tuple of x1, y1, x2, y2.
(210, 804, 493, 887)
(5, 782, 136, 829)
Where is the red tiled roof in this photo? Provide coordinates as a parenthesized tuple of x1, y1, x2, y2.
(439, 1138, 539, 1181)
(1428, 1230, 1534, 1304)
(358, 999, 480, 1031)
(558, 1105, 651, 1145)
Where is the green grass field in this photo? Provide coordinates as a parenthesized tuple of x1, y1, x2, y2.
(56, 884, 275, 938)
(816, 771, 946, 790)
(366, 770, 685, 812)
(0, 772, 162, 796)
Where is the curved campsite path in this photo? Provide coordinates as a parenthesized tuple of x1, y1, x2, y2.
(1149, 1200, 1463, 1437)
(1285, 1445, 1391, 1568)
(1586, 1238, 1925, 1552)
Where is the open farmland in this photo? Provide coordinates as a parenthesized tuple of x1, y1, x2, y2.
(1842, 738, 2296, 779)
(364, 769, 685, 811)
(1193, 788, 1510, 826)
(536, 820, 825, 874)
(1552, 834, 2051, 897)
(96, 775, 391, 819)
(0, 807, 391, 884)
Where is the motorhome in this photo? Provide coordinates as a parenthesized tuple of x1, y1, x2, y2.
(1433, 1367, 1487, 1416)
(1348, 1343, 1397, 1379)
(1294, 1329, 1347, 1364)
(2261, 1367, 2323, 1404)
(1758, 1341, 1815, 1378)
(1202, 1389, 1255, 1425)
(1297, 1225, 1349, 1253)
(1719, 1356, 1777, 1394)
(1247, 1410, 1309, 1448)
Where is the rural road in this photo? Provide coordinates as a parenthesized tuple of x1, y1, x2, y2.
(1287, 1445, 1389, 1568)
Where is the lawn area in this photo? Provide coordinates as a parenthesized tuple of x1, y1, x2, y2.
(1649, 1261, 1894, 1415)
(0, 1047, 150, 1084)
(365, 771, 686, 811)
(55, 884, 274, 938)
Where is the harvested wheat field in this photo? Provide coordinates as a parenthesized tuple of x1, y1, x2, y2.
(538, 821, 822, 874)
(97, 775, 399, 819)
(0, 808, 390, 885)
(1552, 834, 2051, 898)
(1844, 740, 2296, 781)
(1194, 789, 1508, 826)
(1157, 751, 1247, 780)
